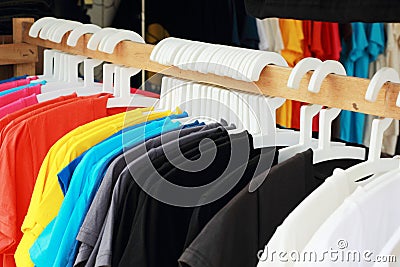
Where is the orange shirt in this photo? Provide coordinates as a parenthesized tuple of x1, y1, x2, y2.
(0, 94, 122, 265)
(0, 94, 78, 267)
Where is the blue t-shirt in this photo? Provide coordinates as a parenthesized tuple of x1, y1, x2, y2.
(31, 117, 182, 267)
(340, 23, 385, 144)
(56, 115, 199, 195)
(0, 75, 28, 84)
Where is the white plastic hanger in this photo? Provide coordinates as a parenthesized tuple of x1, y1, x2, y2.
(99, 30, 145, 54)
(278, 59, 350, 163)
(87, 29, 157, 108)
(87, 28, 119, 51)
(28, 17, 58, 37)
(39, 19, 66, 40)
(340, 68, 400, 181)
(311, 61, 366, 163)
(36, 22, 104, 99)
(67, 24, 102, 47)
(106, 67, 156, 108)
(49, 21, 82, 43)
(277, 58, 324, 163)
(265, 96, 300, 146)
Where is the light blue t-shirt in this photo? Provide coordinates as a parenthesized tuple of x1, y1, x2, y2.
(30, 116, 182, 267)
(340, 23, 385, 144)
(0, 80, 46, 96)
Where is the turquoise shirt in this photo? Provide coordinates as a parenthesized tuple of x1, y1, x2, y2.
(340, 23, 385, 144)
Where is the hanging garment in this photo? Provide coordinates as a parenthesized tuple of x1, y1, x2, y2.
(256, 18, 284, 53)
(0, 84, 41, 108)
(96, 130, 266, 267)
(372, 225, 400, 267)
(30, 115, 183, 267)
(0, 94, 77, 134)
(0, 94, 124, 267)
(15, 107, 159, 267)
(379, 23, 399, 156)
(340, 23, 385, 144)
(244, 0, 400, 23)
(0, 94, 38, 118)
(73, 122, 223, 267)
(291, 21, 342, 131)
(0, 75, 29, 85)
(0, 77, 36, 92)
(364, 22, 388, 151)
(0, 82, 44, 98)
(0, 96, 80, 143)
(0, 0, 53, 35)
(178, 149, 364, 267)
(275, 19, 306, 129)
(87, 126, 233, 267)
(257, 168, 371, 267)
(296, 171, 400, 267)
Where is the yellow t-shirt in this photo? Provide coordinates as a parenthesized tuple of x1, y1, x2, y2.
(15, 107, 176, 267)
(276, 19, 305, 128)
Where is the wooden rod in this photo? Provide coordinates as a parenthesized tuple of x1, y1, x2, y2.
(19, 21, 400, 120)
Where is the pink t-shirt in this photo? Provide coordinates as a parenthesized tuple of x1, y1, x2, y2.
(0, 77, 38, 93)
(131, 88, 160, 98)
(0, 95, 38, 119)
(0, 85, 41, 107)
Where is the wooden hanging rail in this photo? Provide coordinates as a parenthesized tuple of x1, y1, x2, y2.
(16, 19, 400, 120)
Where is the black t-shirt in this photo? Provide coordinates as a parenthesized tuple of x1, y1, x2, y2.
(178, 149, 364, 267)
(111, 130, 233, 266)
(116, 131, 269, 267)
(244, 0, 400, 23)
(92, 127, 232, 267)
(74, 123, 222, 267)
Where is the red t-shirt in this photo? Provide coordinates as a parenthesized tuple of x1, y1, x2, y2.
(0, 94, 126, 263)
(292, 21, 339, 132)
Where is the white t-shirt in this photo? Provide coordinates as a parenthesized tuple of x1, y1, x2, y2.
(295, 171, 400, 267)
(256, 18, 284, 53)
(371, 225, 400, 267)
(257, 169, 368, 267)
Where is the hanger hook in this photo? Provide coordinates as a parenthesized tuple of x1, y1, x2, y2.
(99, 30, 145, 54)
(287, 57, 323, 89)
(67, 24, 102, 47)
(308, 60, 347, 93)
(87, 28, 119, 51)
(49, 21, 82, 43)
(365, 67, 400, 103)
(29, 17, 58, 38)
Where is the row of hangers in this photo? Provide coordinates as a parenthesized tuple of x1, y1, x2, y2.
(27, 17, 400, 190)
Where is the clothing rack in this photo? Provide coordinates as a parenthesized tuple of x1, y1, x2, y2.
(13, 18, 400, 120)
(0, 19, 38, 77)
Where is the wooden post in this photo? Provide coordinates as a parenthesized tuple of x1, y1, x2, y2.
(12, 18, 38, 76)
